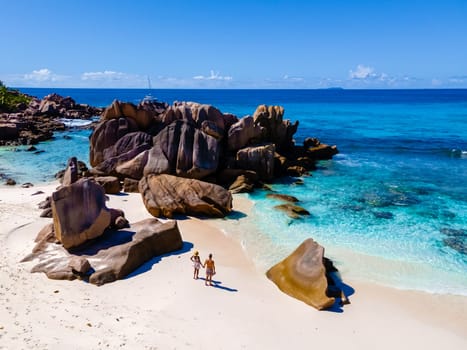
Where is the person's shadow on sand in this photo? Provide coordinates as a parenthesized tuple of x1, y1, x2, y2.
(198, 277, 238, 292)
(325, 272, 355, 313)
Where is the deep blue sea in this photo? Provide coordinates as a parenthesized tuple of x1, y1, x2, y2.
(2, 88, 466, 295)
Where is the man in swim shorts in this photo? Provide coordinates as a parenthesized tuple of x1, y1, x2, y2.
(203, 253, 216, 286)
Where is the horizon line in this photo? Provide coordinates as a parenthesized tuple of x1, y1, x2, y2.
(12, 86, 467, 91)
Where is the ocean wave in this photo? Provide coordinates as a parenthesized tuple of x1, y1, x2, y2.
(60, 118, 94, 128)
(449, 148, 467, 158)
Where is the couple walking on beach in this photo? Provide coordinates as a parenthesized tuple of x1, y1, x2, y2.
(190, 251, 216, 286)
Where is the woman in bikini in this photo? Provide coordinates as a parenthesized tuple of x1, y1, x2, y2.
(203, 253, 216, 286)
(190, 251, 202, 279)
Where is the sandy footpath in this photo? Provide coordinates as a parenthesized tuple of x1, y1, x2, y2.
(0, 182, 466, 350)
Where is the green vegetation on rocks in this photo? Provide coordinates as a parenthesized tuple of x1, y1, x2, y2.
(0, 80, 31, 113)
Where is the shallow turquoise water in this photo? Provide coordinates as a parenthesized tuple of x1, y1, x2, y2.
(0, 129, 91, 183)
(240, 155, 467, 294)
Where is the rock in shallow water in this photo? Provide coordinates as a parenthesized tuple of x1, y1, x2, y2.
(372, 211, 394, 219)
(440, 228, 466, 255)
(266, 193, 299, 203)
(273, 203, 310, 219)
(443, 237, 467, 255)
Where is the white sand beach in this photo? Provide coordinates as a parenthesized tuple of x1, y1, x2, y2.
(0, 182, 466, 350)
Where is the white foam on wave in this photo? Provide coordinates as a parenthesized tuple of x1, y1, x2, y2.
(60, 118, 94, 127)
(450, 148, 467, 158)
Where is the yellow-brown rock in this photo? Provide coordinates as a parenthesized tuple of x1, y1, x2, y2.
(102, 100, 155, 130)
(273, 203, 310, 219)
(139, 174, 232, 218)
(252, 104, 297, 150)
(134, 108, 153, 129)
(101, 99, 122, 120)
(23, 218, 183, 285)
(266, 238, 335, 310)
(120, 102, 137, 120)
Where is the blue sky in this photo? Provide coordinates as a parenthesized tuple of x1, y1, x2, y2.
(1, 0, 466, 88)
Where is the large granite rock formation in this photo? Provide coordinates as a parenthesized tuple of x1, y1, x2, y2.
(144, 120, 221, 179)
(162, 102, 227, 138)
(115, 150, 149, 180)
(139, 174, 232, 218)
(236, 144, 275, 181)
(227, 116, 264, 151)
(88, 98, 338, 187)
(22, 218, 183, 286)
(266, 238, 335, 310)
(102, 99, 168, 130)
(94, 143, 151, 176)
(89, 117, 138, 167)
(253, 104, 298, 150)
(51, 178, 111, 249)
(103, 131, 153, 160)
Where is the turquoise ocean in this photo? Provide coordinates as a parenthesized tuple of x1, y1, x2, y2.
(1, 88, 466, 295)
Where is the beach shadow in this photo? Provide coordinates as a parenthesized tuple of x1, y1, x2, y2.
(69, 228, 135, 256)
(111, 192, 130, 197)
(170, 213, 191, 221)
(323, 257, 355, 313)
(325, 271, 355, 313)
(226, 210, 247, 220)
(198, 277, 238, 292)
(125, 241, 194, 279)
(172, 211, 247, 221)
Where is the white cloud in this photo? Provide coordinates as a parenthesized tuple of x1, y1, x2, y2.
(154, 75, 194, 88)
(349, 65, 378, 79)
(78, 70, 146, 87)
(24, 68, 66, 82)
(448, 76, 467, 84)
(347, 64, 421, 87)
(283, 74, 304, 82)
(317, 77, 344, 88)
(81, 70, 128, 81)
(193, 70, 232, 81)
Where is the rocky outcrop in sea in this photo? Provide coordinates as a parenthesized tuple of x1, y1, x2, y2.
(0, 93, 102, 146)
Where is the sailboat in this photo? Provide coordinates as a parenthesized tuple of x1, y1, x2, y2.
(142, 76, 157, 102)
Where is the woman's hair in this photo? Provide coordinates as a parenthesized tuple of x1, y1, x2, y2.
(209, 253, 212, 258)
